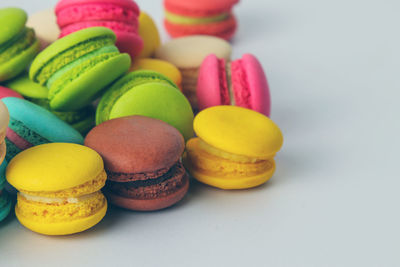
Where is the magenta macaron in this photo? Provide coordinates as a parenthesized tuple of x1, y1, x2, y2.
(197, 54, 271, 117)
(56, 0, 143, 59)
(0, 86, 23, 100)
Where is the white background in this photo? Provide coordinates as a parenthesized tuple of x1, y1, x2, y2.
(1, 0, 399, 266)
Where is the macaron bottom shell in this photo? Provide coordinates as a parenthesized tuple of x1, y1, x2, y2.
(15, 199, 107, 235)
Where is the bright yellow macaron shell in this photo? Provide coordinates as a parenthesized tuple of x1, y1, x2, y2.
(184, 106, 283, 189)
(6, 143, 107, 235)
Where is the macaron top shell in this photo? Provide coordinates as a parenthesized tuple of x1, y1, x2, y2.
(0, 100, 10, 136)
(29, 27, 116, 83)
(155, 35, 231, 68)
(6, 143, 104, 192)
(164, 0, 239, 15)
(56, 0, 140, 14)
(0, 8, 27, 44)
(85, 116, 184, 174)
(194, 106, 283, 159)
(2, 97, 84, 144)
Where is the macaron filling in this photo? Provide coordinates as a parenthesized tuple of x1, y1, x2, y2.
(96, 71, 178, 124)
(186, 138, 274, 178)
(60, 21, 139, 37)
(0, 28, 36, 64)
(165, 11, 229, 25)
(33, 36, 115, 85)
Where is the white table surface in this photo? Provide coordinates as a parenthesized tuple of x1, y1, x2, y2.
(1, 0, 399, 266)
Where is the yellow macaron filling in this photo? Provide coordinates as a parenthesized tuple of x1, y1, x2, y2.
(18, 170, 107, 198)
(16, 191, 106, 223)
(186, 138, 274, 178)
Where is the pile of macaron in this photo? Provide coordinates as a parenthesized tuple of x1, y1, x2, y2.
(0, 0, 283, 236)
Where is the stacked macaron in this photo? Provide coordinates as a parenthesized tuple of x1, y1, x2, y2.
(164, 0, 239, 40)
(0, 101, 10, 222)
(56, 0, 143, 59)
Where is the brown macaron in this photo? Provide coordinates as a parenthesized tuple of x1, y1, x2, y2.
(84, 115, 189, 211)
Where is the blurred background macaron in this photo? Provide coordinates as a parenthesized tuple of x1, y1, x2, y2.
(155, 35, 232, 109)
(6, 143, 107, 235)
(164, 0, 239, 40)
(197, 54, 271, 117)
(0, 86, 23, 100)
(27, 9, 60, 50)
(137, 11, 161, 59)
(96, 71, 194, 140)
(29, 27, 131, 111)
(0, 8, 40, 82)
(56, 0, 143, 59)
(85, 116, 189, 211)
(2, 97, 84, 162)
(184, 106, 283, 190)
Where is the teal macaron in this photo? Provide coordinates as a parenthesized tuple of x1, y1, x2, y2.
(2, 97, 84, 161)
(96, 70, 194, 140)
(0, 8, 40, 82)
(29, 27, 131, 111)
(6, 73, 95, 135)
(0, 160, 11, 222)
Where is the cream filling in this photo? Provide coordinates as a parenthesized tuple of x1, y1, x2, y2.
(19, 191, 99, 204)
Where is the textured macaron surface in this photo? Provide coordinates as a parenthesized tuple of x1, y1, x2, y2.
(85, 116, 185, 178)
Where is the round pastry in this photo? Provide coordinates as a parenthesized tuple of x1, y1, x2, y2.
(137, 11, 161, 59)
(29, 27, 131, 111)
(0, 8, 40, 82)
(2, 97, 84, 162)
(164, 0, 239, 40)
(85, 116, 189, 211)
(27, 9, 60, 50)
(56, 0, 143, 59)
(155, 35, 231, 109)
(197, 54, 271, 117)
(131, 58, 182, 89)
(6, 143, 107, 235)
(96, 71, 194, 140)
(183, 106, 283, 189)
(0, 86, 23, 99)
(6, 74, 95, 135)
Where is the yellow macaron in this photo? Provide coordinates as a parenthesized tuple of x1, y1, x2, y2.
(137, 11, 161, 59)
(131, 58, 183, 89)
(183, 106, 283, 189)
(6, 143, 107, 235)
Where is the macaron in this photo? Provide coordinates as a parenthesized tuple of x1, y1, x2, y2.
(96, 71, 194, 140)
(155, 35, 231, 109)
(6, 143, 108, 235)
(56, 0, 143, 59)
(27, 9, 60, 50)
(183, 106, 283, 189)
(29, 27, 131, 111)
(0, 102, 10, 222)
(164, 0, 239, 40)
(0, 86, 23, 99)
(197, 54, 271, 117)
(6, 74, 95, 135)
(0, 8, 40, 82)
(137, 11, 161, 59)
(85, 116, 189, 211)
(2, 97, 84, 162)
(0, 161, 11, 222)
(131, 58, 182, 89)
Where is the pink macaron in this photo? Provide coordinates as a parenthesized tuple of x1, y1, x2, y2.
(197, 54, 271, 117)
(0, 86, 23, 100)
(56, 0, 143, 59)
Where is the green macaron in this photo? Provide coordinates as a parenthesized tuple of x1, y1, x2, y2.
(6, 73, 95, 135)
(0, 8, 40, 82)
(29, 27, 131, 111)
(96, 70, 194, 140)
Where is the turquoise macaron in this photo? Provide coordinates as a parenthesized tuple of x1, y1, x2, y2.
(6, 73, 95, 135)
(2, 97, 84, 161)
(29, 27, 131, 111)
(96, 71, 194, 140)
(0, 160, 11, 222)
(0, 8, 40, 82)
